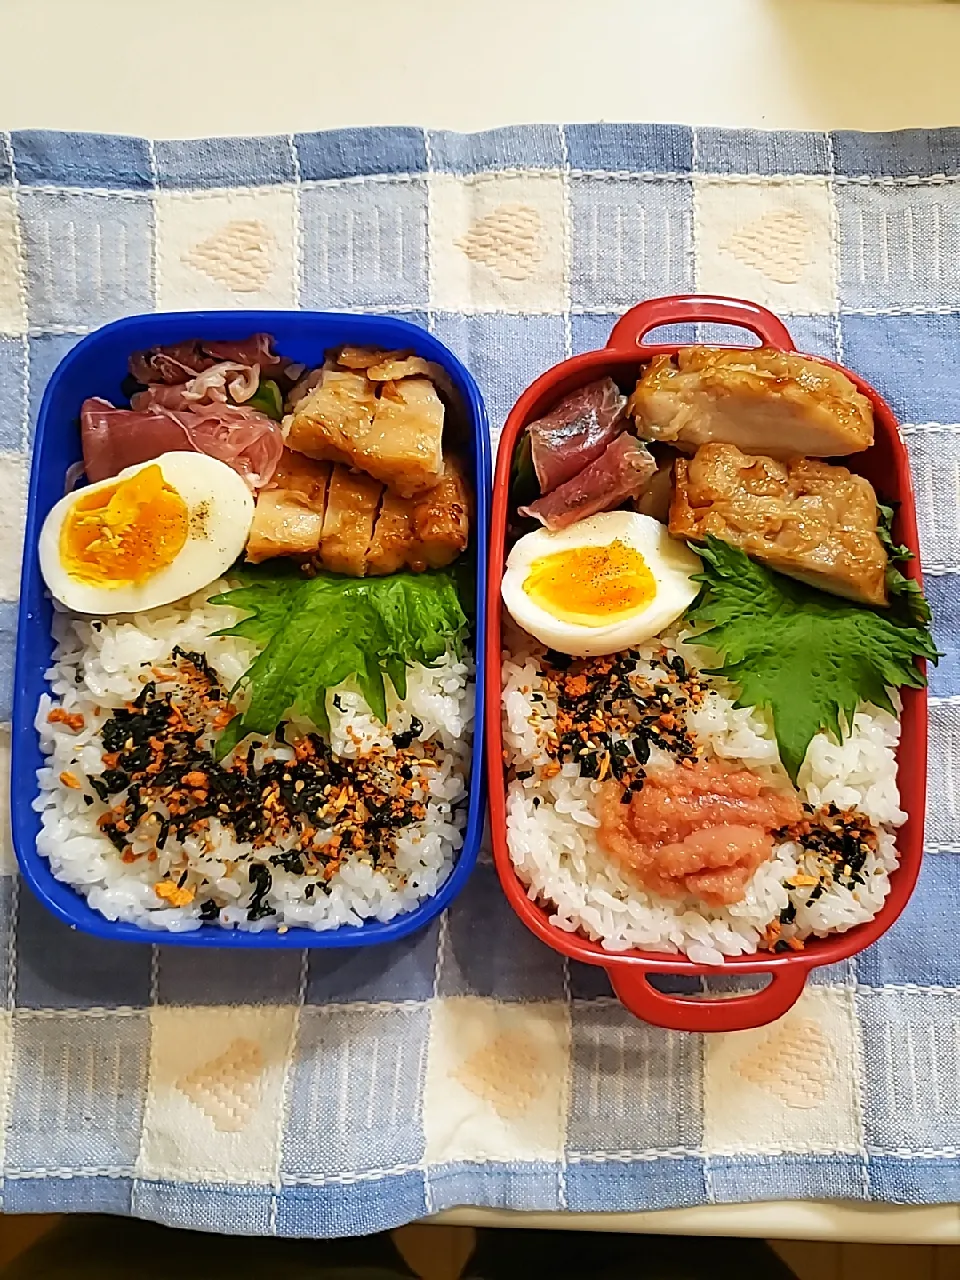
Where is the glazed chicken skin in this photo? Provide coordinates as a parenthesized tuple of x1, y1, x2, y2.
(245, 452, 331, 564)
(246, 451, 468, 576)
(670, 442, 889, 606)
(320, 466, 383, 577)
(287, 368, 444, 498)
(245, 451, 382, 576)
(366, 458, 470, 575)
(628, 347, 874, 460)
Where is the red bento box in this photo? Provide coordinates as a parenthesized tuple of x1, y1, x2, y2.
(485, 294, 928, 1033)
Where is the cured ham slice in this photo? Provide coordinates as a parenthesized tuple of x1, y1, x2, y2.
(527, 377, 627, 495)
(128, 334, 283, 385)
(520, 434, 656, 532)
(80, 398, 284, 489)
(130, 362, 260, 410)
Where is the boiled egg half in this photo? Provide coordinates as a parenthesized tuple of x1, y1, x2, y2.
(39, 452, 254, 614)
(502, 510, 702, 657)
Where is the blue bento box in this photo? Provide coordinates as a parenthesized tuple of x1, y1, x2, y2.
(11, 310, 490, 948)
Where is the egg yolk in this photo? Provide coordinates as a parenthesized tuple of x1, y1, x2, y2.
(523, 539, 657, 627)
(60, 465, 189, 588)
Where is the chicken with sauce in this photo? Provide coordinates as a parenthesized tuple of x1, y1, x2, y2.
(245, 451, 331, 564)
(629, 347, 874, 459)
(365, 458, 470, 576)
(670, 442, 889, 605)
(252, 343, 470, 575)
(287, 366, 444, 498)
(247, 451, 469, 576)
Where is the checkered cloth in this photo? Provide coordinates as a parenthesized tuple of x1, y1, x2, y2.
(0, 123, 957, 1235)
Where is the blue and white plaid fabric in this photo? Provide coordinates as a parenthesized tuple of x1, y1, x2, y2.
(0, 123, 957, 1235)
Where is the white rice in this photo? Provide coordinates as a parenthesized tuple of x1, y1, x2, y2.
(502, 634, 904, 966)
(35, 583, 474, 933)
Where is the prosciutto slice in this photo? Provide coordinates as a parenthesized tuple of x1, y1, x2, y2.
(130, 362, 260, 410)
(527, 377, 627, 495)
(128, 334, 284, 386)
(520, 433, 657, 532)
(80, 397, 284, 489)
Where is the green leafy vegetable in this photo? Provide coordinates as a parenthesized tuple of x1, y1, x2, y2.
(509, 431, 538, 508)
(209, 565, 468, 757)
(684, 536, 938, 782)
(877, 501, 931, 627)
(245, 378, 284, 421)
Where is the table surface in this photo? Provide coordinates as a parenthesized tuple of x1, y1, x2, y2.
(3, 0, 960, 1246)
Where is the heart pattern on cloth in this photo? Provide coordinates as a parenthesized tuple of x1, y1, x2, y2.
(176, 1036, 266, 1132)
(719, 208, 815, 286)
(182, 219, 277, 292)
(735, 1016, 835, 1109)
(455, 204, 544, 281)
(453, 1030, 549, 1119)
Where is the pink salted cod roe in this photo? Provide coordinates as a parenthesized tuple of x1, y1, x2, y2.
(599, 759, 803, 906)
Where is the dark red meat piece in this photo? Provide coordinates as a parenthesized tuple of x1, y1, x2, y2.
(80, 397, 284, 490)
(527, 377, 627, 494)
(520, 434, 657, 531)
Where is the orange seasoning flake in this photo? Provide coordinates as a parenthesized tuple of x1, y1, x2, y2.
(154, 880, 196, 908)
(47, 707, 85, 731)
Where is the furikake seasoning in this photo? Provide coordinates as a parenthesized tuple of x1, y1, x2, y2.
(765, 802, 881, 951)
(71, 651, 436, 922)
(514, 647, 705, 799)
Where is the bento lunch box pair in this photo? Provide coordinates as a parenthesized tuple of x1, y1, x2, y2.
(11, 310, 490, 950)
(485, 294, 928, 1033)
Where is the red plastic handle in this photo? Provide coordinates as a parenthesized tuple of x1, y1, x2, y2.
(607, 964, 809, 1033)
(606, 294, 796, 354)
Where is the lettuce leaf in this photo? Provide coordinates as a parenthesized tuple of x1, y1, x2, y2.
(209, 565, 468, 757)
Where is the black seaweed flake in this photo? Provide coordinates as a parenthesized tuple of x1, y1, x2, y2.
(101, 824, 128, 853)
(578, 751, 600, 779)
(171, 647, 218, 683)
(199, 899, 220, 921)
(247, 863, 276, 921)
(776, 805, 880, 903)
(89, 777, 109, 803)
(391, 716, 423, 750)
(270, 849, 306, 875)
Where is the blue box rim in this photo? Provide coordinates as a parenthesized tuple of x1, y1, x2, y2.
(11, 309, 490, 949)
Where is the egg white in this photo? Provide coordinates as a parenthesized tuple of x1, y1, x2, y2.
(39, 452, 254, 614)
(501, 510, 702, 657)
